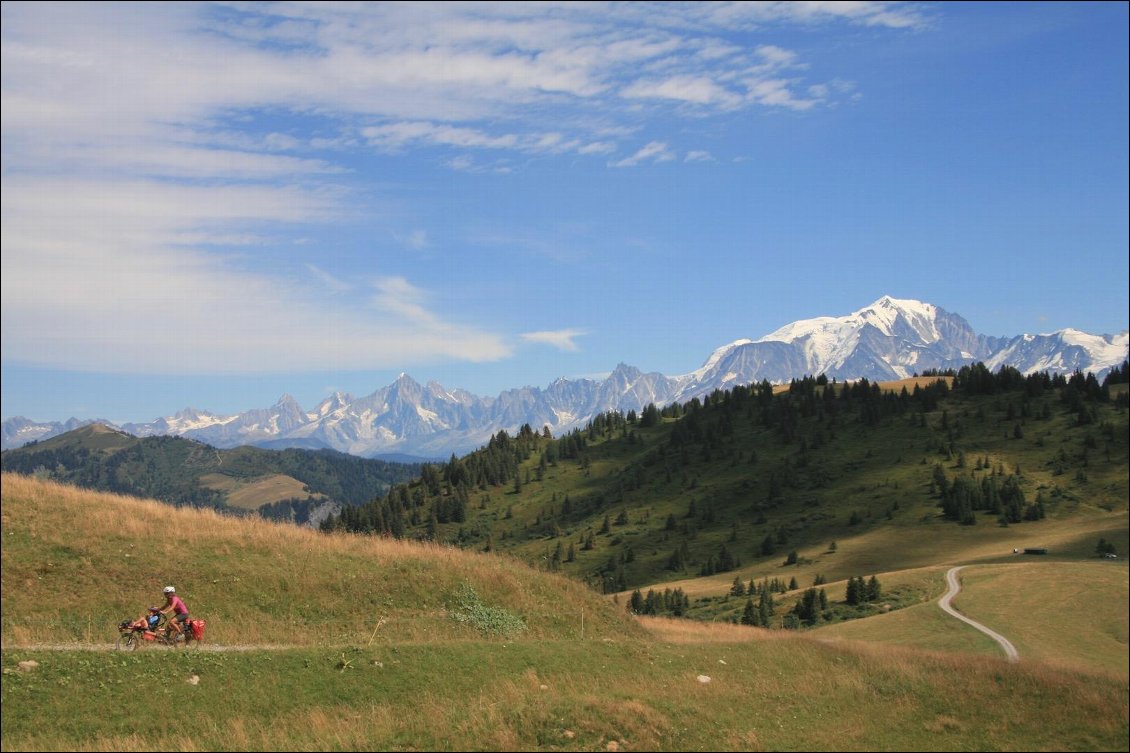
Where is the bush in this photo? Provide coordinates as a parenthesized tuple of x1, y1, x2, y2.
(447, 583, 527, 637)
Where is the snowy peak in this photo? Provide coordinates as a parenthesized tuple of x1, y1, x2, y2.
(687, 339, 755, 382)
(3, 296, 1125, 456)
(856, 296, 941, 340)
(985, 328, 1129, 377)
(758, 297, 944, 346)
(679, 296, 1098, 394)
(312, 392, 352, 419)
(170, 407, 223, 425)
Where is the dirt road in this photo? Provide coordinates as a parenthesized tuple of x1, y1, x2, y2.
(939, 566, 1019, 663)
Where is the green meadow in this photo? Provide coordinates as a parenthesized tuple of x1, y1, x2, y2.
(2, 474, 1127, 751)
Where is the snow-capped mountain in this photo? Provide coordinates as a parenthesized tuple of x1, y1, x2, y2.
(2, 416, 110, 451)
(673, 296, 1006, 398)
(984, 329, 1129, 377)
(4, 297, 1126, 456)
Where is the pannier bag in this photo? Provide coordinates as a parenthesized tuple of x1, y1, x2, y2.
(190, 619, 206, 641)
(142, 631, 157, 641)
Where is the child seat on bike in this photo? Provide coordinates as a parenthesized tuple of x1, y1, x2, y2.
(127, 607, 162, 632)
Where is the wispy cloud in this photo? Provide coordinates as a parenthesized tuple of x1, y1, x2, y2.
(521, 329, 587, 352)
(392, 229, 430, 251)
(578, 141, 618, 155)
(611, 141, 676, 168)
(306, 264, 353, 293)
(0, 176, 509, 373)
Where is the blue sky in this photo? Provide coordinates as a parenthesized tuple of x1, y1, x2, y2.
(2, 1, 1127, 424)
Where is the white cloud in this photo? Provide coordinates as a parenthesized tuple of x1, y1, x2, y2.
(685, 150, 715, 163)
(611, 141, 676, 168)
(362, 122, 520, 152)
(521, 329, 587, 352)
(0, 176, 509, 373)
(578, 141, 618, 155)
(445, 154, 513, 174)
(621, 75, 744, 109)
(0, 2, 920, 377)
(306, 264, 354, 293)
(684, 1, 929, 30)
(363, 121, 588, 160)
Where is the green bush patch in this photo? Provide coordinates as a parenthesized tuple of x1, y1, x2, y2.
(447, 583, 527, 637)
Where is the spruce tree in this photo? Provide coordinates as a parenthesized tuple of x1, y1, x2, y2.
(741, 597, 758, 626)
(866, 575, 881, 602)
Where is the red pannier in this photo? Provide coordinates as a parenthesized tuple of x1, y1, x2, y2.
(190, 619, 206, 641)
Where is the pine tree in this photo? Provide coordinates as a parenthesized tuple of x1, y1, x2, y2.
(758, 589, 774, 626)
(845, 576, 862, 606)
(866, 575, 881, 602)
(629, 590, 644, 614)
(741, 598, 758, 626)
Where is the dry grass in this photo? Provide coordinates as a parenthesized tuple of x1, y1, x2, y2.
(811, 561, 1130, 678)
(636, 615, 784, 644)
(197, 472, 324, 510)
(0, 474, 641, 646)
(953, 562, 1129, 677)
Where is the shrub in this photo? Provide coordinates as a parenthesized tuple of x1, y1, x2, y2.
(447, 583, 527, 637)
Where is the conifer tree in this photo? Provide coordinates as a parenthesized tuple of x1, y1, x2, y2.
(741, 598, 758, 626)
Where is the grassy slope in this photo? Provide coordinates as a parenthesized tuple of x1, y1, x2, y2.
(2, 475, 1128, 751)
(809, 561, 1129, 676)
(198, 472, 326, 510)
(429, 383, 1128, 604)
(0, 474, 639, 646)
(3, 637, 1126, 752)
(422, 382, 1130, 661)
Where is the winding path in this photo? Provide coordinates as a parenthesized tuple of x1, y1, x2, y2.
(938, 566, 1019, 663)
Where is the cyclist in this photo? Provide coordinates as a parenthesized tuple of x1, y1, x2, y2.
(158, 586, 191, 640)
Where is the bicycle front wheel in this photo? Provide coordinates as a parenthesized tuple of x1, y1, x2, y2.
(115, 632, 137, 651)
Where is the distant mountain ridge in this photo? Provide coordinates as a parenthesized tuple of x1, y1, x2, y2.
(0, 423, 421, 525)
(5, 296, 1127, 456)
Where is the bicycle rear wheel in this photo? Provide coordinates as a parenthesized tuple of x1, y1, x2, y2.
(115, 632, 137, 651)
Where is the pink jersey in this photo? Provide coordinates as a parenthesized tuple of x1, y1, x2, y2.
(167, 595, 188, 615)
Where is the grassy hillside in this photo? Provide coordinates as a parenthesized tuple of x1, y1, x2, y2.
(808, 561, 1128, 676)
(4, 634, 1126, 751)
(0, 474, 638, 646)
(2, 475, 1127, 751)
(335, 370, 1129, 611)
(0, 424, 420, 520)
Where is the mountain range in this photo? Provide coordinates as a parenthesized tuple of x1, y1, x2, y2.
(5, 296, 1126, 457)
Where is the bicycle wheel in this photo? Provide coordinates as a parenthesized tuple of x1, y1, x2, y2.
(115, 632, 137, 651)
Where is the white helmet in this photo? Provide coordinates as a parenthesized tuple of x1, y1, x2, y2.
(163, 586, 176, 594)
